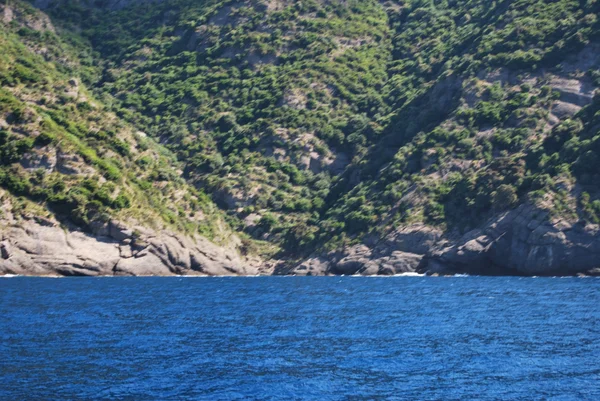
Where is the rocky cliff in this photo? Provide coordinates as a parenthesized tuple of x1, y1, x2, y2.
(290, 204, 600, 276)
(4, 199, 600, 277)
(0, 191, 267, 276)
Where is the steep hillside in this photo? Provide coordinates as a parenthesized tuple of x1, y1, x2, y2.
(1, 0, 600, 275)
(37, 0, 396, 253)
(324, 0, 600, 240)
(0, 0, 267, 276)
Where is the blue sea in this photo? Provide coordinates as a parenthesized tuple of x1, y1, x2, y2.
(1, 276, 599, 400)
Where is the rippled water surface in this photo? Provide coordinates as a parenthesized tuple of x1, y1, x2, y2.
(1, 276, 599, 400)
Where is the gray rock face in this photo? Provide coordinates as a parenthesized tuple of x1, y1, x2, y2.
(109, 221, 133, 242)
(0, 217, 262, 277)
(332, 245, 372, 275)
(422, 206, 582, 275)
(21, 147, 57, 171)
(480, 206, 600, 275)
(114, 251, 171, 276)
(384, 251, 425, 274)
(291, 257, 330, 276)
(428, 205, 600, 275)
(289, 245, 424, 276)
(551, 101, 582, 119)
(292, 204, 600, 276)
(336, 247, 424, 276)
(3, 201, 598, 277)
(443, 205, 600, 275)
(56, 150, 95, 176)
(384, 224, 444, 255)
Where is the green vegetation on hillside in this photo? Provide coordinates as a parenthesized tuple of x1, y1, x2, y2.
(0, 1, 236, 245)
(1, 0, 599, 257)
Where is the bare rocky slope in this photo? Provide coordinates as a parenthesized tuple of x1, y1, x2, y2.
(0, 190, 269, 276)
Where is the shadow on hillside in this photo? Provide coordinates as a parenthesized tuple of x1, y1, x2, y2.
(325, 73, 464, 206)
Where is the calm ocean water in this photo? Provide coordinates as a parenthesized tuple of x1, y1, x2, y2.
(1, 276, 599, 400)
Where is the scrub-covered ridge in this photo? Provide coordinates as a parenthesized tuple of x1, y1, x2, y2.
(1, 0, 599, 275)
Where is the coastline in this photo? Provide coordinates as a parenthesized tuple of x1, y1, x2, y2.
(3, 204, 600, 278)
(2, 272, 599, 278)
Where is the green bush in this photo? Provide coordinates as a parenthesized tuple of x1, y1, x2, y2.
(491, 184, 518, 211)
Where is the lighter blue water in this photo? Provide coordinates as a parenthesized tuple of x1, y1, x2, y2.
(1, 276, 599, 400)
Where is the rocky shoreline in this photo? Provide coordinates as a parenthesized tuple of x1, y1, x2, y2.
(2, 203, 600, 277)
(0, 218, 269, 277)
(288, 204, 600, 277)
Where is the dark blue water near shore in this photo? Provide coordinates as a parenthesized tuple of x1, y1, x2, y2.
(1, 276, 599, 400)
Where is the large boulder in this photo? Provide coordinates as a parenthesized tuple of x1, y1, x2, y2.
(381, 251, 424, 275)
(290, 257, 330, 276)
(293, 245, 424, 276)
(109, 221, 133, 242)
(331, 245, 372, 275)
(114, 251, 172, 276)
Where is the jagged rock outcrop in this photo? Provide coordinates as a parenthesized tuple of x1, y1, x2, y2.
(436, 204, 600, 276)
(290, 204, 600, 276)
(0, 218, 266, 277)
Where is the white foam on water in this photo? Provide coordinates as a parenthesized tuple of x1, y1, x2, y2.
(393, 272, 426, 277)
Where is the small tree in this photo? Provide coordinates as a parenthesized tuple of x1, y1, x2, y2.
(258, 213, 277, 232)
(491, 184, 518, 211)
